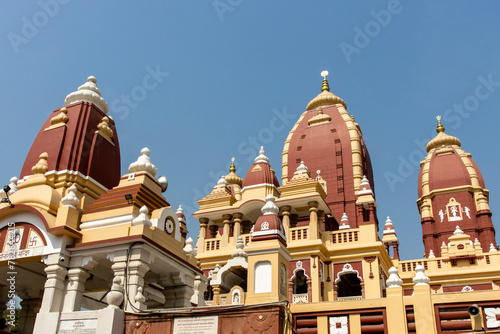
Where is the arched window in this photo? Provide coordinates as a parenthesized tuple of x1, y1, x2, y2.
(293, 269, 308, 294)
(337, 273, 361, 297)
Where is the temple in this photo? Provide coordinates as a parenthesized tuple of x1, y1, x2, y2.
(0, 73, 499, 333)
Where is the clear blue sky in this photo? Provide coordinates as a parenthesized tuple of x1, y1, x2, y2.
(1, 1, 500, 260)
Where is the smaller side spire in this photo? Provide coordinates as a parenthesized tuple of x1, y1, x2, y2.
(383, 216, 396, 236)
(339, 213, 351, 230)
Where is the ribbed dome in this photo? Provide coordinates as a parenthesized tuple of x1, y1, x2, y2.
(225, 158, 243, 187)
(306, 71, 346, 110)
(426, 132, 461, 152)
(306, 90, 346, 111)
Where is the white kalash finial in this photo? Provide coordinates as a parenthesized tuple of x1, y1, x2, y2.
(412, 265, 430, 286)
(61, 185, 80, 209)
(217, 175, 229, 186)
(428, 250, 435, 258)
(254, 146, 269, 163)
(360, 175, 370, 185)
(261, 194, 279, 215)
(183, 237, 197, 256)
(231, 236, 248, 259)
(296, 161, 309, 172)
(128, 147, 158, 177)
(490, 243, 498, 252)
(132, 205, 152, 227)
(386, 267, 403, 288)
(453, 225, 463, 235)
(8, 177, 18, 194)
(176, 205, 184, 214)
(64, 76, 109, 114)
(339, 213, 350, 230)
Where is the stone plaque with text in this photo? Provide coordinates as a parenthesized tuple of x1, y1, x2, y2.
(173, 316, 218, 334)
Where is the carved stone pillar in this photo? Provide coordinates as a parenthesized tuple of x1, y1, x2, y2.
(357, 204, 364, 226)
(281, 205, 291, 241)
(40, 263, 67, 313)
(126, 260, 149, 311)
(63, 257, 98, 312)
(233, 213, 243, 244)
(197, 218, 209, 253)
(212, 285, 221, 305)
(64, 268, 90, 312)
(308, 201, 319, 240)
(368, 203, 376, 224)
(209, 224, 218, 238)
(317, 210, 325, 232)
(392, 241, 400, 260)
(222, 214, 232, 246)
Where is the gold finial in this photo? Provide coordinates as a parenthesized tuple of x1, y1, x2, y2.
(229, 157, 236, 173)
(321, 70, 330, 92)
(436, 115, 445, 133)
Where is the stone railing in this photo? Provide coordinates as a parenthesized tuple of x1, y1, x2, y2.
(337, 295, 362, 302)
(290, 227, 308, 241)
(331, 229, 360, 244)
(205, 238, 221, 251)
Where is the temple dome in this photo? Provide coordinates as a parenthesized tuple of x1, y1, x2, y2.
(282, 72, 375, 227)
(20, 76, 120, 192)
(418, 119, 485, 198)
